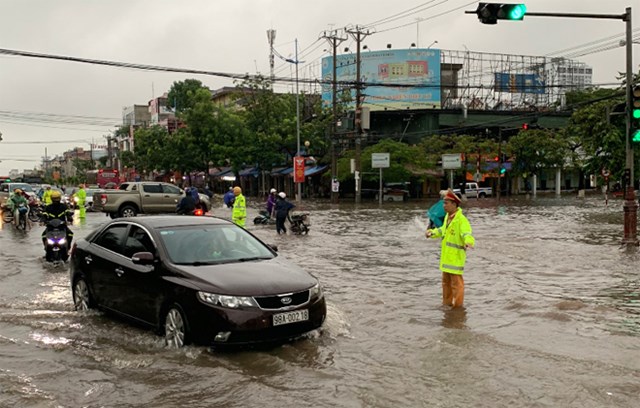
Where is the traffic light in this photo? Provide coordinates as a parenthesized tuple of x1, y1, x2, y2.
(500, 166, 506, 175)
(522, 123, 529, 130)
(632, 85, 640, 144)
(475, 3, 527, 24)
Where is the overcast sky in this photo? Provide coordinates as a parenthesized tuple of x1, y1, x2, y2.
(0, 0, 638, 175)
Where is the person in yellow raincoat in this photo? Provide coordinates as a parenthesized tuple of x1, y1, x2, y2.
(425, 189, 475, 308)
(75, 184, 87, 218)
(42, 185, 53, 205)
(231, 186, 246, 228)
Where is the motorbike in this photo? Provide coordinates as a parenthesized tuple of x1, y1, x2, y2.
(44, 219, 70, 262)
(1, 203, 29, 230)
(253, 210, 274, 225)
(28, 202, 43, 223)
(289, 212, 311, 235)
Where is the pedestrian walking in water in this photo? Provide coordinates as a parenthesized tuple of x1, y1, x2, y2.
(425, 189, 475, 308)
(223, 187, 235, 209)
(76, 184, 87, 219)
(274, 192, 294, 235)
(266, 188, 277, 218)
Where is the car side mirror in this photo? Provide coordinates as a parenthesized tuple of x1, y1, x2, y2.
(132, 252, 155, 265)
(268, 244, 278, 252)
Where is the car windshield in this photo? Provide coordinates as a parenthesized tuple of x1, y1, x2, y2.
(159, 224, 275, 265)
(12, 183, 33, 192)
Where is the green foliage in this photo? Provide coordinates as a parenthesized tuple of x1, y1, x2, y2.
(507, 129, 568, 176)
(167, 79, 207, 114)
(336, 139, 430, 183)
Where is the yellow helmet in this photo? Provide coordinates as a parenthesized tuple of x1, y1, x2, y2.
(51, 191, 62, 201)
(14, 188, 23, 194)
(233, 186, 242, 196)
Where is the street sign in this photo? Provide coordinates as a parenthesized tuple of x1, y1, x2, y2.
(371, 153, 390, 169)
(331, 178, 340, 192)
(442, 153, 462, 169)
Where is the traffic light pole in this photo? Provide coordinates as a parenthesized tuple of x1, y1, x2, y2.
(623, 8, 637, 246)
(467, 5, 636, 246)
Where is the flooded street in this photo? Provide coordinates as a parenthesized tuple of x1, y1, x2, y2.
(0, 195, 638, 407)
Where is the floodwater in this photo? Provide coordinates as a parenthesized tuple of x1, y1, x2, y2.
(0, 195, 638, 408)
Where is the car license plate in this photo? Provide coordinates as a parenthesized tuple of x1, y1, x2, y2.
(273, 309, 309, 326)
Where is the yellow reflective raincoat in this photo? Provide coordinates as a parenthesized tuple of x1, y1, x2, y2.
(232, 193, 246, 227)
(427, 207, 475, 275)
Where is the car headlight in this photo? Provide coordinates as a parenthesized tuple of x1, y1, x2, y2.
(197, 291, 258, 309)
(309, 281, 323, 300)
(47, 238, 55, 245)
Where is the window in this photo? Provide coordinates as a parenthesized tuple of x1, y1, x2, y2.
(142, 184, 162, 193)
(123, 226, 155, 258)
(94, 224, 128, 253)
(162, 184, 181, 194)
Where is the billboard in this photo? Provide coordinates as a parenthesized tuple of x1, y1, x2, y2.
(494, 73, 545, 94)
(321, 48, 441, 111)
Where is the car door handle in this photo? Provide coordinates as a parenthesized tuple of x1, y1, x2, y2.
(114, 267, 124, 277)
(144, 194, 151, 197)
(84, 255, 92, 264)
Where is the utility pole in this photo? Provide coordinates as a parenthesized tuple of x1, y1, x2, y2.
(321, 29, 347, 204)
(266, 29, 276, 86)
(345, 25, 372, 204)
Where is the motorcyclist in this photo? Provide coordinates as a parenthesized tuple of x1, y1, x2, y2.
(176, 187, 197, 215)
(40, 190, 74, 248)
(6, 188, 29, 227)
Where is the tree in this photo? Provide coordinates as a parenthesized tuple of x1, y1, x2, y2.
(508, 129, 568, 178)
(167, 79, 207, 114)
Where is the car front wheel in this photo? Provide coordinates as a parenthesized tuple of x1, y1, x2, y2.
(164, 305, 189, 348)
(73, 277, 95, 311)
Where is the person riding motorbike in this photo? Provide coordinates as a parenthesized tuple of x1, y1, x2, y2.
(40, 190, 74, 248)
(176, 187, 197, 215)
(6, 188, 29, 227)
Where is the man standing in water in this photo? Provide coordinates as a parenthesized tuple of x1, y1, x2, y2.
(231, 186, 246, 228)
(425, 189, 475, 308)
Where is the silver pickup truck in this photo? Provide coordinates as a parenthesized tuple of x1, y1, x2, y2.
(453, 182, 492, 198)
(92, 182, 209, 218)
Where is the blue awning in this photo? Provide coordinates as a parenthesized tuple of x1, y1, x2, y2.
(304, 165, 328, 177)
(214, 168, 235, 178)
(239, 167, 260, 177)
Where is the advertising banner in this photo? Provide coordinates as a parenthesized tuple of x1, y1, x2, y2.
(293, 156, 305, 183)
(494, 73, 545, 94)
(322, 48, 441, 111)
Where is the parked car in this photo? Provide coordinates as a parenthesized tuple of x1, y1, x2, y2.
(69, 216, 326, 348)
(36, 184, 69, 204)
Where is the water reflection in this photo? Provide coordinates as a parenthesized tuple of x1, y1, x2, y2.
(441, 307, 468, 329)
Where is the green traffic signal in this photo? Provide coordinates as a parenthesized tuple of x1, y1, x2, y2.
(500, 167, 507, 175)
(633, 109, 640, 120)
(633, 129, 640, 144)
(502, 4, 526, 20)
